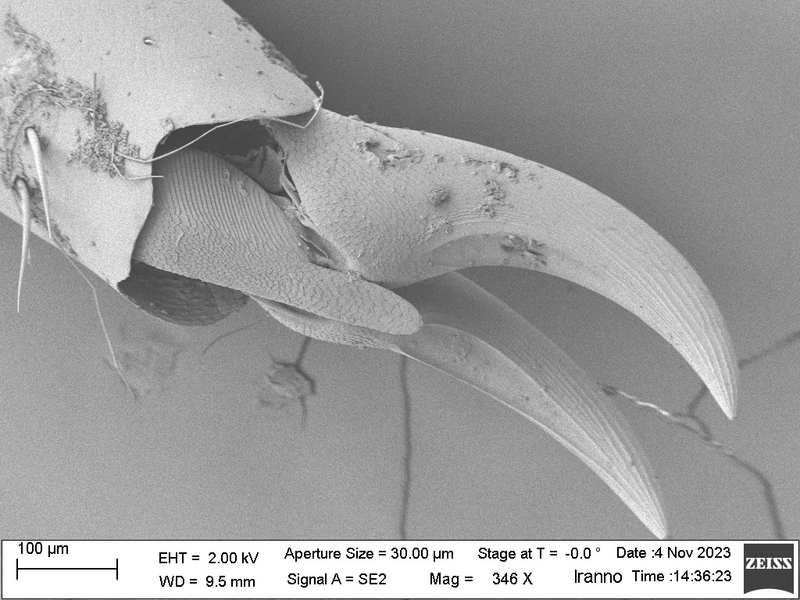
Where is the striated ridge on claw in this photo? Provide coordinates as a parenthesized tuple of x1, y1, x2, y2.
(254, 272, 668, 538)
(271, 110, 738, 418)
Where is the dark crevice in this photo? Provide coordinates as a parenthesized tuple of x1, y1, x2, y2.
(119, 260, 248, 326)
(120, 120, 282, 325)
(153, 120, 278, 164)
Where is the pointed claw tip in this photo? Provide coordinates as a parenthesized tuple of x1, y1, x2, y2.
(728, 376, 739, 419)
(634, 494, 668, 539)
(723, 402, 737, 420)
(654, 526, 668, 540)
(709, 391, 736, 420)
(649, 515, 668, 540)
(712, 373, 739, 420)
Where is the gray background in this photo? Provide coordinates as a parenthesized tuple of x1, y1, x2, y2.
(1, 1, 798, 541)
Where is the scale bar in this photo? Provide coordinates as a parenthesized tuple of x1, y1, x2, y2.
(16, 558, 119, 580)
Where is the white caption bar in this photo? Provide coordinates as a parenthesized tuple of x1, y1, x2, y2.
(1, 540, 797, 599)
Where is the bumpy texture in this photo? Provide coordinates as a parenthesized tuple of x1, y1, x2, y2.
(132, 149, 421, 335)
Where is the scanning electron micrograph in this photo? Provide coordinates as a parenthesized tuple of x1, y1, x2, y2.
(1, 0, 797, 567)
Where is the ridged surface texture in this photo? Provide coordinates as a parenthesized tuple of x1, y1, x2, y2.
(255, 272, 668, 538)
(133, 149, 421, 335)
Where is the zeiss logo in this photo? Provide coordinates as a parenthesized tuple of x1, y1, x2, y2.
(745, 557, 793, 570)
(744, 543, 796, 594)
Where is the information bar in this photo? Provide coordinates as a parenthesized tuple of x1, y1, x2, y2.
(2, 540, 797, 598)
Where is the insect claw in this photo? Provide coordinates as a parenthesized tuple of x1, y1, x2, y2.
(25, 127, 52, 240)
(14, 177, 32, 313)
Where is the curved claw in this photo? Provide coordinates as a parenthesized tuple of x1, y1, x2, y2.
(271, 110, 738, 419)
(254, 272, 668, 538)
(132, 149, 421, 335)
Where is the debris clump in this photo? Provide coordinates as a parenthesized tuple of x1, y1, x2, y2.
(2, 13, 140, 180)
(259, 361, 315, 406)
(353, 136, 424, 170)
(68, 108, 141, 177)
(500, 234, 546, 266)
(428, 187, 450, 206)
(478, 178, 507, 217)
(461, 155, 520, 181)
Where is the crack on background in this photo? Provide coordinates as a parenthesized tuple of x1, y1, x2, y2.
(603, 328, 800, 539)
